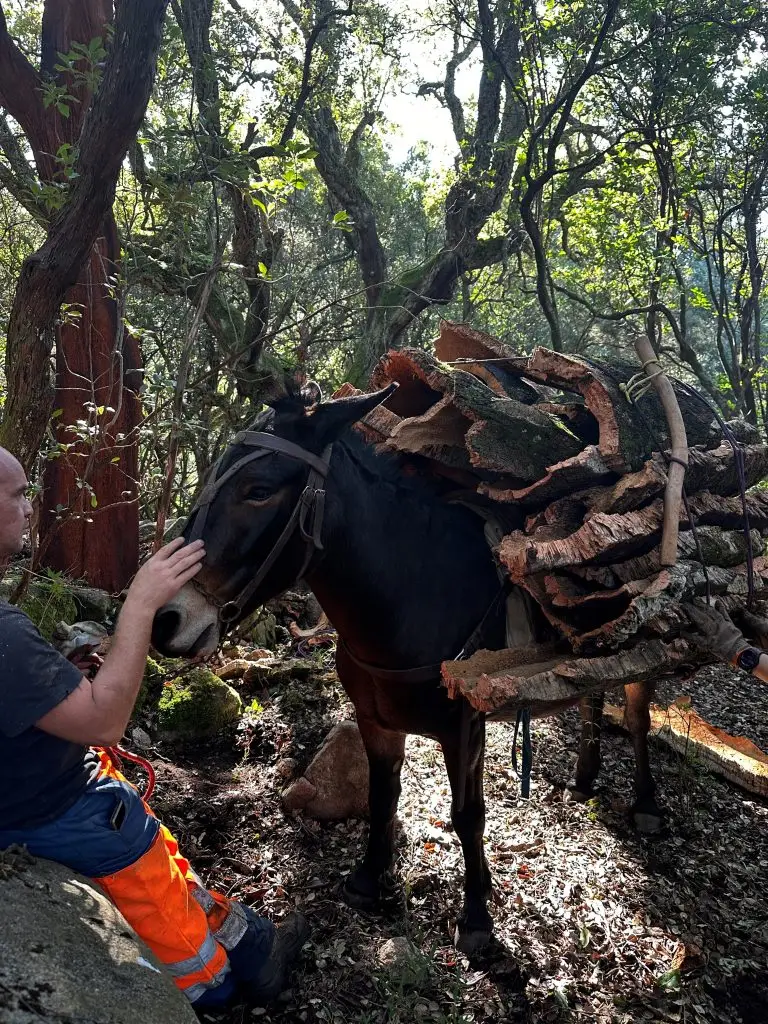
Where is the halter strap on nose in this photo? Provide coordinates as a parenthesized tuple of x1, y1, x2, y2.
(187, 431, 333, 623)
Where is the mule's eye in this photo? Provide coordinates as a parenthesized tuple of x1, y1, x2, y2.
(244, 489, 273, 505)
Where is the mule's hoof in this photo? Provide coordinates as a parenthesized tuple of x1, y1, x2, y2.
(633, 810, 664, 834)
(565, 784, 593, 804)
(342, 880, 378, 913)
(453, 925, 493, 956)
(343, 869, 401, 910)
(342, 875, 380, 910)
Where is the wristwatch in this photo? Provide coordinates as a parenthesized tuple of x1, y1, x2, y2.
(735, 647, 763, 674)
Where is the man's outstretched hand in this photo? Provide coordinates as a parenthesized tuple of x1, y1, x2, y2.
(125, 537, 206, 615)
(731, 607, 768, 649)
(36, 538, 207, 747)
(683, 599, 749, 664)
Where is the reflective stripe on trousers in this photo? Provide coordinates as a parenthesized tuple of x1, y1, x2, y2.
(94, 822, 233, 1001)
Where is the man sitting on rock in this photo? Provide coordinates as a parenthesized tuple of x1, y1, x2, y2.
(0, 446, 308, 1010)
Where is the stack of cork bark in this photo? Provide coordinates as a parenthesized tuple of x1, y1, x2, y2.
(335, 321, 768, 721)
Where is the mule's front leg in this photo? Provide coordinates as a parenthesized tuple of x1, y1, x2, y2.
(343, 718, 406, 909)
(624, 680, 664, 833)
(441, 710, 493, 955)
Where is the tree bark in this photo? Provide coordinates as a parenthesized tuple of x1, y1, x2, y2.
(0, 0, 168, 591)
(370, 347, 583, 482)
(39, 215, 143, 591)
(441, 638, 690, 718)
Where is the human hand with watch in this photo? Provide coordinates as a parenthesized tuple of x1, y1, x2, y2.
(684, 599, 768, 681)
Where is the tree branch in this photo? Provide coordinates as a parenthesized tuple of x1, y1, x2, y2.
(0, 113, 46, 223)
(306, 105, 387, 312)
(0, 3, 42, 138)
(442, 24, 478, 153)
(519, 0, 622, 351)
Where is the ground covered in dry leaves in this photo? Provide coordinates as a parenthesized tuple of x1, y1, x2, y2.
(144, 640, 768, 1024)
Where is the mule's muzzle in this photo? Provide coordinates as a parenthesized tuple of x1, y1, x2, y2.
(151, 583, 220, 657)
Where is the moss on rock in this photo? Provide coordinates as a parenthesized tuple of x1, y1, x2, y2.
(21, 581, 78, 642)
(133, 657, 167, 716)
(157, 668, 242, 739)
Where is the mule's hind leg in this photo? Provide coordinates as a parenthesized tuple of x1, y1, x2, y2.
(569, 694, 604, 801)
(343, 717, 406, 909)
(440, 710, 493, 956)
(624, 680, 664, 833)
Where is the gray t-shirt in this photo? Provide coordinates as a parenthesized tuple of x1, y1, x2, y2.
(0, 602, 99, 830)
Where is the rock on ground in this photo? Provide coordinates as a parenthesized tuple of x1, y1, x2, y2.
(282, 720, 369, 819)
(157, 667, 242, 739)
(0, 851, 197, 1024)
(376, 937, 424, 986)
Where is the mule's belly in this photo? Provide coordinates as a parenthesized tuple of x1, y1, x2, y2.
(337, 658, 462, 739)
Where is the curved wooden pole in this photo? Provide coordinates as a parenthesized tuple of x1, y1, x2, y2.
(632, 339, 689, 566)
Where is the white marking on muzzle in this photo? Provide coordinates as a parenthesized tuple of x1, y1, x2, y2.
(157, 583, 220, 655)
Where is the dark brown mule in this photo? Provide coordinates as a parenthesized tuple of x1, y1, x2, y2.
(152, 387, 663, 954)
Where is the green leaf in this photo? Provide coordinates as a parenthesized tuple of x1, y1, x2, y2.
(657, 969, 681, 992)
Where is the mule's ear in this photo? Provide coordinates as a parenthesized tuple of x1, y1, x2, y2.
(311, 382, 398, 444)
(261, 373, 291, 406)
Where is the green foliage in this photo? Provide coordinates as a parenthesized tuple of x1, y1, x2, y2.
(2, 0, 768, 537)
(19, 572, 78, 642)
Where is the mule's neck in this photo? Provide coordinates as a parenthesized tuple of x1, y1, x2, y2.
(306, 434, 504, 669)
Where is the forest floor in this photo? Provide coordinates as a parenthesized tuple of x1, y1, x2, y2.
(144, 640, 768, 1024)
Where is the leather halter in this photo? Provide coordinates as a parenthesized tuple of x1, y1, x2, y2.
(187, 431, 332, 624)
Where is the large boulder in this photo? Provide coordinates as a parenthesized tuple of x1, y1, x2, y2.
(11, 579, 79, 642)
(282, 721, 369, 819)
(0, 849, 197, 1024)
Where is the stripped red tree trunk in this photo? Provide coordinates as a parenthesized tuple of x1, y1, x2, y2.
(0, 0, 167, 591)
(40, 214, 143, 589)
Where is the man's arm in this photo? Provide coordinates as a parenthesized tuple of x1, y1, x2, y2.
(35, 538, 205, 746)
(684, 600, 768, 684)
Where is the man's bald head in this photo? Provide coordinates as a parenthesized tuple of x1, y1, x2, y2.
(0, 447, 32, 561)
(0, 446, 23, 481)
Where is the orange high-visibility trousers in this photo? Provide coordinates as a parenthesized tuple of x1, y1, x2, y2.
(92, 751, 246, 1003)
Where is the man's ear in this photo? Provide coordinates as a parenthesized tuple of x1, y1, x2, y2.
(310, 383, 399, 445)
